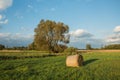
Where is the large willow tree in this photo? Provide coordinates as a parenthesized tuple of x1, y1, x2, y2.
(34, 19, 70, 53)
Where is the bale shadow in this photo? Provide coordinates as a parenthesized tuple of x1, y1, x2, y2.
(84, 59, 98, 66)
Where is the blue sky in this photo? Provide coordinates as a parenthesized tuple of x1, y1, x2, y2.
(0, 0, 120, 48)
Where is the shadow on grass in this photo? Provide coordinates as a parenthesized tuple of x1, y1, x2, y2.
(84, 59, 98, 66)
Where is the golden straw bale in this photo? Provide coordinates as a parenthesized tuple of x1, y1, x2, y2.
(66, 54, 83, 67)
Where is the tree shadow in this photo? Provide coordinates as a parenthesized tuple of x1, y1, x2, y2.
(83, 59, 98, 66)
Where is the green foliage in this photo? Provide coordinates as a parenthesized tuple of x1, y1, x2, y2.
(34, 19, 70, 53)
(0, 52, 120, 80)
(103, 44, 120, 49)
(0, 44, 5, 50)
(55, 44, 67, 53)
(64, 47, 77, 55)
(28, 42, 36, 50)
(86, 44, 92, 50)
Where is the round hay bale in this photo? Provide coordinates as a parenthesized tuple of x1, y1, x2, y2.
(66, 54, 83, 67)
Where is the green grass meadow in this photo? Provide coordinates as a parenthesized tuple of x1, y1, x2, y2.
(0, 51, 120, 80)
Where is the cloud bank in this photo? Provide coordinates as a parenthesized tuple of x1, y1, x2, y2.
(69, 29, 104, 48)
(70, 26, 120, 49)
(0, 0, 13, 10)
(106, 26, 120, 44)
(114, 26, 120, 33)
(0, 19, 8, 24)
(0, 33, 33, 47)
(70, 29, 93, 38)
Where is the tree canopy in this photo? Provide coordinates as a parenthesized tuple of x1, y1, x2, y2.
(34, 19, 70, 53)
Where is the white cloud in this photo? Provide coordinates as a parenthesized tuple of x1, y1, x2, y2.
(0, 19, 8, 24)
(69, 37, 105, 49)
(106, 33, 120, 43)
(0, 33, 33, 47)
(69, 29, 104, 48)
(114, 26, 120, 33)
(0, 0, 12, 25)
(0, 15, 8, 24)
(106, 38, 120, 43)
(0, 33, 11, 37)
(0, 33, 33, 40)
(0, 0, 13, 10)
(70, 29, 93, 38)
(106, 26, 120, 44)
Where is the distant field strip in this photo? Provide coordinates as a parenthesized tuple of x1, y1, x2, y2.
(0, 51, 51, 60)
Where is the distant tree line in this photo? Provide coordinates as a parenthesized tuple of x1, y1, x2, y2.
(0, 44, 5, 50)
(9, 46, 27, 50)
(85, 44, 120, 50)
(1, 43, 120, 51)
(102, 44, 120, 49)
(0, 44, 27, 50)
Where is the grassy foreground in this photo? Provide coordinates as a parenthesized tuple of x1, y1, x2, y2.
(0, 52, 120, 80)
